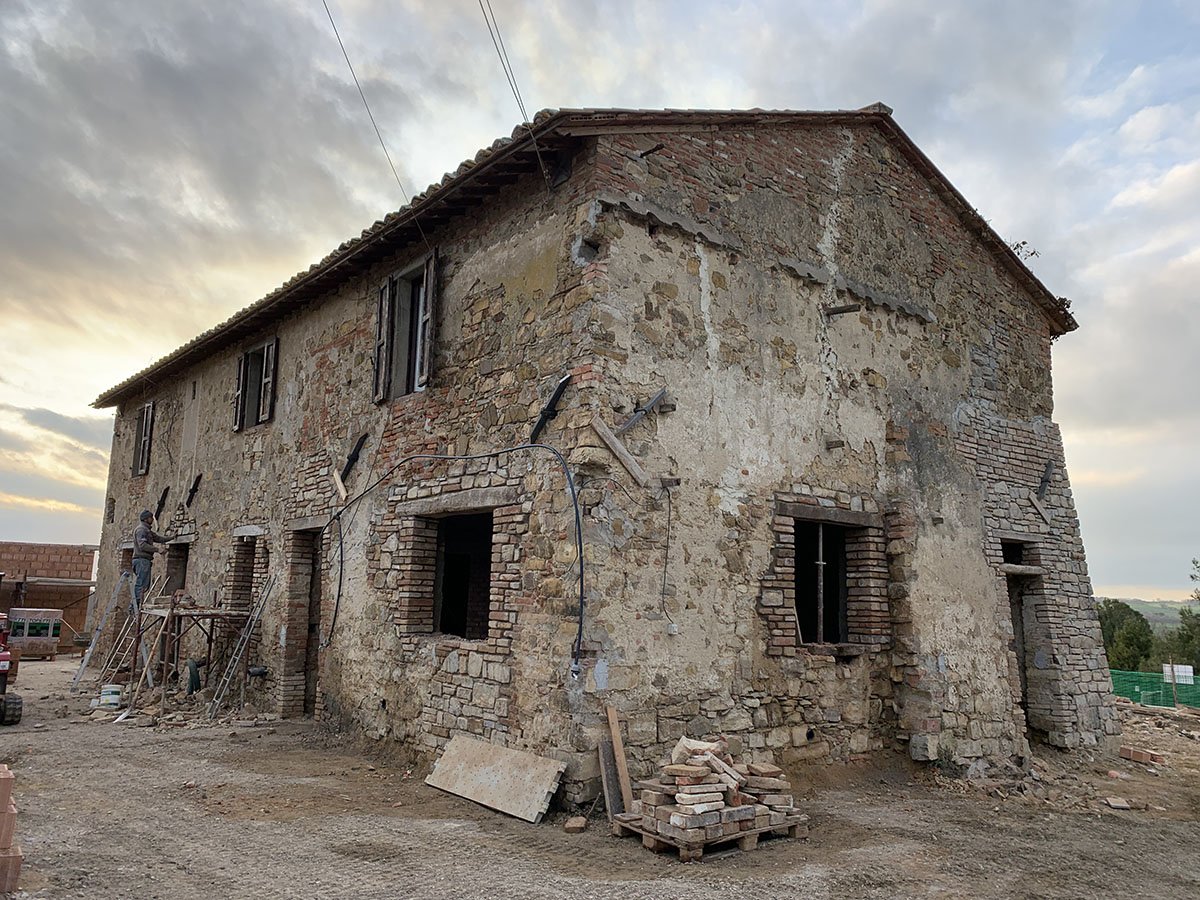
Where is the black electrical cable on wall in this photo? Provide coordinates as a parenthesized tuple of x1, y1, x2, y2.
(317, 443, 586, 676)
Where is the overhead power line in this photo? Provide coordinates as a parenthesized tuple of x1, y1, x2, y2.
(476, 0, 552, 189)
(320, 0, 432, 253)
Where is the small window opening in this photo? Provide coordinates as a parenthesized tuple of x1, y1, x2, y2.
(1001, 541, 1025, 565)
(795, 520, 848, 644)
(435, 512, 493, 640)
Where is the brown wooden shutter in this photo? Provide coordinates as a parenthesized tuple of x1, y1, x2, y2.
(233, 353, 246, 431)
(373, 279, 393, 402)
(132, 405, 145, 474)
(259, 337, 278, 424)
(417, 250, 438, 389)
(134, 401, 154, 475)
(131, 405, 143, 474)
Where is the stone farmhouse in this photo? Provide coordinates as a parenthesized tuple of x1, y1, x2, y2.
(94, 106, 1119, 799)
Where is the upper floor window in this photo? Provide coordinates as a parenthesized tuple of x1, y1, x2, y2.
(132, 401, 154, 475)
(233, 337, 278, 431)
(374, 252, 438, 402)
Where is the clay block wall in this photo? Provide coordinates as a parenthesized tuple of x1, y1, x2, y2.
(0, 542, 97, 650)
(0, 542, 95, 581)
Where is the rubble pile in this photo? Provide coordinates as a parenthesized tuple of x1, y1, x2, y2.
(633, 737, 807, 855)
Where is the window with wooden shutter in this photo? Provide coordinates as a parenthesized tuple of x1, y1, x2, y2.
(133, 401, 154, 475)
(377, 251, 438, 400)
(417, 251, 437, 388)
(258, 337, 278, 424)
(233, 338, 278, 430)
(233, 354, 246, 432)
(373, 279, 393, 403)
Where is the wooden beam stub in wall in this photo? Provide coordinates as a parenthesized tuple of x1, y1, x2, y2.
(591, 415, 650, 487)
(1027, 490, 1052, 526)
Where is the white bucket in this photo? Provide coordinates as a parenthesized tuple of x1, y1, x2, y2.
(98, 684, 123, 708)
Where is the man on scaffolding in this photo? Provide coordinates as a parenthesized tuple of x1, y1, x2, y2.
(132, 509, 170, 609)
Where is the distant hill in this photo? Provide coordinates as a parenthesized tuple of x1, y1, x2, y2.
(1099, 596, 1196, 634)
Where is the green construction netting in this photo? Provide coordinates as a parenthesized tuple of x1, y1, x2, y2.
(1110, 668, 1200, 709)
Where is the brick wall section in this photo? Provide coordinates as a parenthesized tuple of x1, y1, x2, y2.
(278, 529, 318, 718)
(392, 518, 439, 634)
(370, 467, 533, 751)
(844, 529, 890, 643)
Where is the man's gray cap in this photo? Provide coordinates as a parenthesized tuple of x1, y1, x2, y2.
(139, 510, 153, 522)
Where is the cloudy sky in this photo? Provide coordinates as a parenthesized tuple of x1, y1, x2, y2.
(0, 0, 1196, 600)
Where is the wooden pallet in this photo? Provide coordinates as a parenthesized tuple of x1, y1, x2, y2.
(611, 811, 809, 862)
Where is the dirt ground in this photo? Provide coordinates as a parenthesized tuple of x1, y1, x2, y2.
(2, 659, 1199, 899)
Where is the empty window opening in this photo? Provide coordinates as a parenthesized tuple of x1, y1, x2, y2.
(434, 512, 493, 640)
(164, 543, 190, 595)
(795, 520, 848, 644)
(1001, 540, 1026, 565)
(132, 401, 154, 475)
(233, 338, 278, 431)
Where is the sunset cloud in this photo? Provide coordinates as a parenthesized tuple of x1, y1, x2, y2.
(0, 0, 1197, 596)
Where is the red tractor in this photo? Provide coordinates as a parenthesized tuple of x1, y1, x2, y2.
(0, 612, 22, 725)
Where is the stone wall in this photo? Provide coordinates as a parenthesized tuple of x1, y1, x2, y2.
(94, 154, 607, 786)
(558, 120, 1116, 772)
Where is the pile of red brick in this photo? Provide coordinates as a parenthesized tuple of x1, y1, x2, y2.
(0, 765, 20, 893)
(633, 738, 807, 858)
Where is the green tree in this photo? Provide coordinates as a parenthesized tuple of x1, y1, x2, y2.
(1097, 598, 1154, 671)
(1145, 559, 1200, 671)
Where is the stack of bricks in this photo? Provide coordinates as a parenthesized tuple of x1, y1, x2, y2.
(635, 738, 807, 858)
(0, 765, 20, 893)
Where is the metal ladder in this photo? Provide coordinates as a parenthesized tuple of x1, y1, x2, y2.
(77, 572, 161, 691)
(208, 575, 276, 719)
(70, 572, 131, 693)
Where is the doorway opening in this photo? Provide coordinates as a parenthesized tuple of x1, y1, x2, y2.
(1002, 539, 1042, 734)
(434, 512, 494, 640)
(297, 530, 322, 717)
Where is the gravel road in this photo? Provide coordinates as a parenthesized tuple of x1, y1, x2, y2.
(2, 659, 1197, 899)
